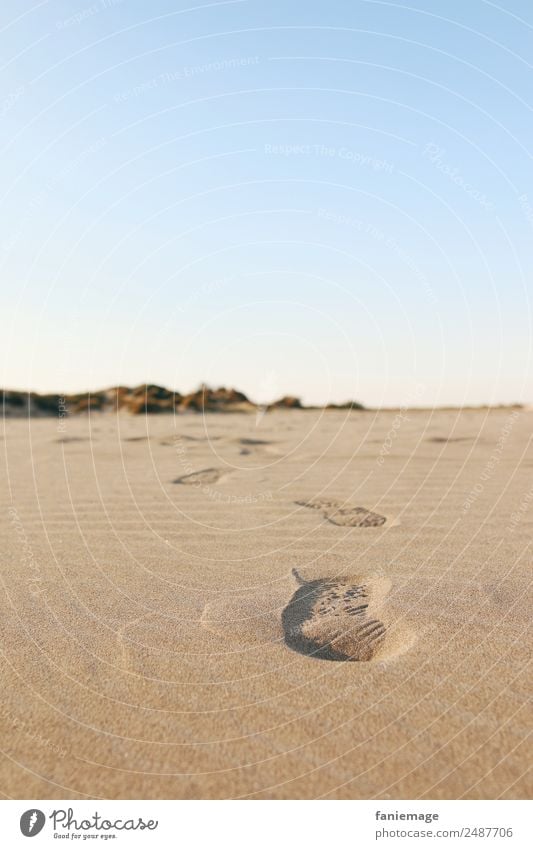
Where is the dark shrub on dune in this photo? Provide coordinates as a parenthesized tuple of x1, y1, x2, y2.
(2, 390, 25, 407)
(325, 400, 365, 410)
(32, 393, 62, 413)
(126, 384, 180, 414)
(68, 393, 107, 413)
(269, 395, 303, 409)
(180, 385, 251, 412)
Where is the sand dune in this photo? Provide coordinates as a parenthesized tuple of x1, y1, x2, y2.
(1, 384, 336, 417)
(0, 408, 530, 799)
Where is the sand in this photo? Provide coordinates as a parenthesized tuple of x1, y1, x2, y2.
(0, 408, 531, 799)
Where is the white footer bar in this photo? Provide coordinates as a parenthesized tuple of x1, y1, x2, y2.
(2, 800, 530, 848)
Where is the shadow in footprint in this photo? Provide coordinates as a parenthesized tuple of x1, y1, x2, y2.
(238, 438, 272, 446)
(174, 468, 222, 485)
(428, 436, 472, 444)
(282, 569, 387, 661)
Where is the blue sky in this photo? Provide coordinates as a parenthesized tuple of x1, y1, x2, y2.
(1, 0, 532, 406)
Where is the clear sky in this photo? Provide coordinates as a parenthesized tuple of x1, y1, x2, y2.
(1, 0, 532, 407)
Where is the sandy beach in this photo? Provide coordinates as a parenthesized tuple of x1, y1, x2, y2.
(1, 408, 531, 799)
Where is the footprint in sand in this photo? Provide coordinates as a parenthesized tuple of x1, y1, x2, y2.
(200, 569, 413, 662)
(235, 437, 281, 458)
(173, 467, 224, 485)
(282, 569, 408, 661)
(296, 498, 387, 527)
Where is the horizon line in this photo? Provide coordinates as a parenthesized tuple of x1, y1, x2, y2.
(1, 384, 528, 413)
